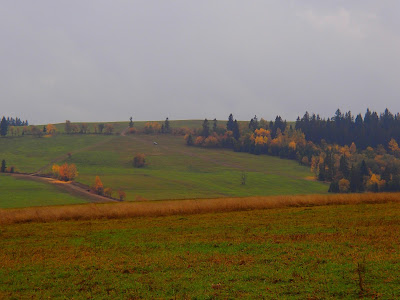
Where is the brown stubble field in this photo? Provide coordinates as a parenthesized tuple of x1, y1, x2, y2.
(1, 194, 400, 298)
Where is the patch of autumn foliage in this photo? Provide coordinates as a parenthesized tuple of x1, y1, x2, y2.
(144, 122, 161, 134)
(52, 163, 78, 181)
(1, 192, 400, 225)
(92, 176, 104, 195)
(188, 121, 400, 193)
(91, 176, 126, 200)
(133, 153, 146, 168)
(46, 124, 57, 135)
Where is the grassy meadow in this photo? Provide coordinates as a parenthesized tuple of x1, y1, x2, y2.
(1, 200, 399, 298)
(0, 122, 327, 208)
(0, 174, 87, 208)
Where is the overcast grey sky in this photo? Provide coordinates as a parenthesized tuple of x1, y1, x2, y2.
(1, 1, 399, 124)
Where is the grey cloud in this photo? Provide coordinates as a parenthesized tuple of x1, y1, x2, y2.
(1, 1, 399, 124)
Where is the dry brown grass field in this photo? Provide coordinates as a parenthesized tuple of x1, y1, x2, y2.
(1, 192, 399, 225)
(1, 196, 400, 298)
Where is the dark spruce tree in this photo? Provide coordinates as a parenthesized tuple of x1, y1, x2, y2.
(213, 118, 217, 132)
(202, 119, 210, 137)
(227, 114, 234, 131)
(1, 159, 6, 173)
(339, 155, 350, 179)
(164, 117, 170, 133)
(186, 134, 193, 146)
(249, 115, 259, 131)
(0, 117, 8, 136)
(295, 108, 400, 149)
(232, 120, 240, 140)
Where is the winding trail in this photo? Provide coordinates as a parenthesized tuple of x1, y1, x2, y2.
(12, 131, 126, 204)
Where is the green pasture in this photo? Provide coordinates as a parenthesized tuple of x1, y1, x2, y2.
(0, 121, 327, 207)
(0, 135, 109, 173)
(66, 134, 327, 200)
(1, 202, 399, 298)
(0, 174, 86, 208)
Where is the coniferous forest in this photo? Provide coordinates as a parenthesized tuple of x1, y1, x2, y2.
(295, 108, 400, 149)
(186, 109, 400, 193)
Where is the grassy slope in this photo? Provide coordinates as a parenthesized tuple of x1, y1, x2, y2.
(0, 120, 327, 207)
(0, 174, 87, 208)
(68, 134, 327, 200)
(0, 135, 109, 173)
(1, 202, 399, 298)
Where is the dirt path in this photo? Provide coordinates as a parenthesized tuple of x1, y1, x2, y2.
(12, 174, 118, 203)
(25, 130, 129, 202)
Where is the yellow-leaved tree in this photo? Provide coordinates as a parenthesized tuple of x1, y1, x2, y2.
(93, 176, 104, 195)
(52, 163, 77, 181)
(388, 139, 400, 157)
(47, 124, 57, 135)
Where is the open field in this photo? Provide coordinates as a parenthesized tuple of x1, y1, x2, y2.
(68, 134, 327, 201)
(0, 174, 87, 208)
(1, 199, 399, 298)
(0, 134, 110, 173)
(0, 125, 327, 207)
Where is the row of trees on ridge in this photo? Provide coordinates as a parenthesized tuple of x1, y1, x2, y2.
(185, 110, 400, 193)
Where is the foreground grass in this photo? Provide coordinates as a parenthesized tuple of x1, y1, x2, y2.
(0, 174, 87, 208)
(1, 200, 399, 298)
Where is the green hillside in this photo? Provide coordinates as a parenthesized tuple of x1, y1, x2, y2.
(0, 121, 327, 208)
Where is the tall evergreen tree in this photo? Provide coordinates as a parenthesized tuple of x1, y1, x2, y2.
(213, 118, 217, 132)
(349, 165, 363, 192)
(186, 134, 193, 146)
(360, 160, 369, 177)
(0, 117, 8, 136)
(339, 155, 350, 179)
(227, 114, 234, 131)
(232, 120, 240, 140)
(202, 119, 210, 137)
(249, 115, 259, 131)
(164, 117, 170, 133)
(1, 159, 6, 173)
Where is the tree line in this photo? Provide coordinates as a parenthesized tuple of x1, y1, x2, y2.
(295, 108, 400, 149)
(0, 116, 29, 137)
(186, 110, 400, 193)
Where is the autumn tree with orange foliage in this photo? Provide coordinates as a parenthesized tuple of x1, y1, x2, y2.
(144, 122, 161, 134)
(52, 163, 78, 181)
(93, 176, 104, 195)
(46, 124, 57, 135)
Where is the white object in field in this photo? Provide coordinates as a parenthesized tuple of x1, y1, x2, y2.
(153, 142, 158, 145)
